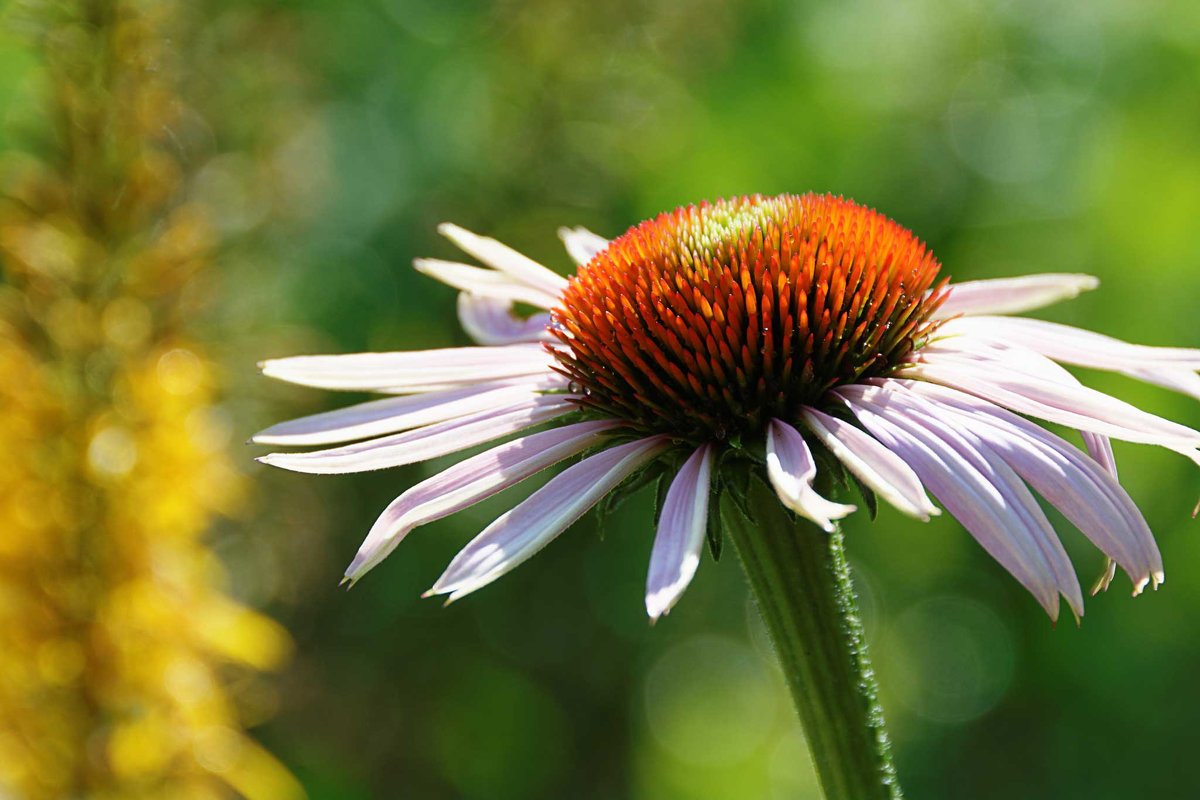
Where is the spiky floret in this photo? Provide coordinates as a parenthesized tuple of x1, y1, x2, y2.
(550, 193, 949, 442)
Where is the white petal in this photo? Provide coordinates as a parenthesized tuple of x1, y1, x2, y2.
(891, 380, 1162, 594)
(900, 358, 1200, 452)
(558, 226, 609, 266)
(766, 418, 855, 532)
(257, 395, 576, 474)
(438, 222, 569, 298)
(1081, 431, 1118, 477)
(253, 377, 564, 446)
(343, 420, 621, 584)
(932, 274, 1099, 319)
(414, 259, 561, 309)
(645, 444, 715, 620)
(1125, 367, 1200, 401)
(456, 294, 554, 346)
(838, 385, 1076, 620)
(940, 316, 1200, 371)
(428, 435, 672, 601)
(801, 406, 939, 520)
(259, 343, 556, 391)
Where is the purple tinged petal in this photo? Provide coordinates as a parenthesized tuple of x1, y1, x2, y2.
(252, 376, 565, 447)
(257, 394, 576, 474)
(888, 380, 1163, 595)
(766, 418, 855, 532)
(900, 357, 1200, 453)
(801, 406, 939, 520)
(437, 222, 569, 297)
(413, 259, 561, 309)
(837, 386, 1073, 620)
(258, 343, 557, 392)
(343, 420, 621, 585)
(557, 226, 609, 266)
(645, 443, 715, 621)
(941, 316, 1200, 370)
(456, 294, 554, 346)
(1125, 367, 1200, 401)
(428, 435, 673, 601)
(931, 274, 1099, 319)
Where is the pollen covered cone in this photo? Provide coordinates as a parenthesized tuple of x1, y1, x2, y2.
(551, 193, 949, 441)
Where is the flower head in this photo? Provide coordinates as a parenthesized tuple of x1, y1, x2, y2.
(257, 193, 1200, 622)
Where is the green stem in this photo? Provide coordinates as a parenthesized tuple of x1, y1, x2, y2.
(721, 476, 901, 800)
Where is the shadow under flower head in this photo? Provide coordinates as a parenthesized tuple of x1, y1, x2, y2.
(257, 193, 1200, 624)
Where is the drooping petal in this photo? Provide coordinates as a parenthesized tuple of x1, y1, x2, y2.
(259, 343, 556, 392)
(1081, 432, 1118, 477)
(414, 259, 561, 309)
(645, 444, 715, 621)
(940, 316, 1200, 371)
(931, 274, 1098, 319)
(558, 226, 609, 266)
(1125, 367, 1200, 401)
(456, 294, 554, 346)
(837, 385, 1075, 620)
(765, 418, 856, 532)
(924, 336, 1129, 476)
(344, 420, 621, 585)
(428, 435, 672, 601)
(253, 376, 564, 446)
(900, 358, 1200, 454)
(438, 222, 569, 298)
(889, 380, 1163, 594)
(257, 394, 576, 474)
(800, 406, 939, 520)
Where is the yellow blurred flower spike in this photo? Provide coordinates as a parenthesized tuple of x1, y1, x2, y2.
(0, 2, 303, 798)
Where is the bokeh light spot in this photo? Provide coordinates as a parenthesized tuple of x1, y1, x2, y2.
(883, 595, 1016, 724)
(157, 348, 204, 396)
(643, 635, 778, 766)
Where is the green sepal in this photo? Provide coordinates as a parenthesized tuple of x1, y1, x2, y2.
(705, 474, 725, 562)
(850, 474, 879, 521)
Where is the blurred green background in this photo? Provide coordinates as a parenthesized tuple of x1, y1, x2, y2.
(3, 0, 1200, 798)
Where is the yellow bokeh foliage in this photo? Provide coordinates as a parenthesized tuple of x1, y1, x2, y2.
(0, 2, 303, 798)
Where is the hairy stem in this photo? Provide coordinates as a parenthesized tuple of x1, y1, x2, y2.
(722, 477, 901, 800)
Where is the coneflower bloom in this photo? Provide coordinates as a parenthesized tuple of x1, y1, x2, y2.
(256, 194, 1199, 622)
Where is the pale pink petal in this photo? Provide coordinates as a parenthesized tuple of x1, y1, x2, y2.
(259, 343, 556, 391)
(926, 337, 1130, 475)
(1081, 432, 1118, 477)
(900, 358, 1200, 453)
(558, 226, 609, 266)
(253, 377, 565, 446)
(941, 316, 1200, 370)
(456, 294, 554, 346)
(766, 418, 855, 532)
(414, 259, 561, 309)
(1125, 367, 1200, 401)
(837, 386, 1072, 620)
(645, 444, 715, 621)
(892, 380, 1162, 594)
(428, 435, 673, 601)
(438, 222, 569, 298)
(932, 274, 1099, 319)
(257, 395, 576, 474)
(343, 420, 621, 584)
(801, 406, 939, 520)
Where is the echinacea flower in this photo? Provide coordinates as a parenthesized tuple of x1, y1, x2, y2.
(256, 193, 1199, 622)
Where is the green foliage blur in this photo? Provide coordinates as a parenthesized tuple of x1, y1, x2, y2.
(6, 0, 1200, 798)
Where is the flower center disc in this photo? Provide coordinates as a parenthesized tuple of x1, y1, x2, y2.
(550, 193, 947, 442)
